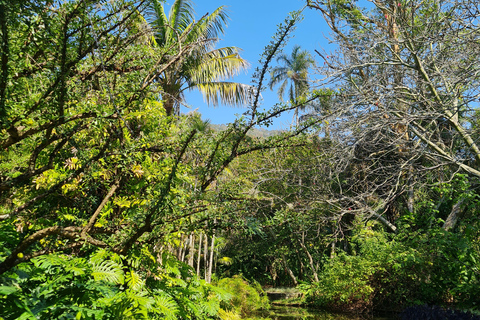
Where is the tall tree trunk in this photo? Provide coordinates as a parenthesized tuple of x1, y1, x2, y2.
(204, 233, 208, 281)
(188, 233, 195, 268)
(207, 233, 215, 283)
(180, 234, 188, 263)
(207, 219, 217, 283)
(196, 232, 203, 276)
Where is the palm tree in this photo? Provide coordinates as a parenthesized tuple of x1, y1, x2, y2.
(145, 0, 250, 116)
(268, 45, 315, 124)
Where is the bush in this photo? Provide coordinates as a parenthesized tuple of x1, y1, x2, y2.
(300, 220, 480, 312)
(217, 275, 270, 316)
(300, 253, 376, 311)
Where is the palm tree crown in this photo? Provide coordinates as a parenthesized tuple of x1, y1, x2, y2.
(146, 0, 250, 115)
(269, 45, 315, 123)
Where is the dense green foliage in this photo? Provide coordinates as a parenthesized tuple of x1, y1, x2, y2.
(301, 216, 480, 311)
(217, 276, 269, 317)
(2, 0, 480, 318)
(217, 145, 480, 311)
(0, 250, 229, 319)
(216, 0, 480, 313)
(0, 0, 308, 318)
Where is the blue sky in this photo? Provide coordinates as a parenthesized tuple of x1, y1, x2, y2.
(169, 0, 333, 129)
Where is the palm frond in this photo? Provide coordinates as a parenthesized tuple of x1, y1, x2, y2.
(277, 79, 288, 102)
(195, 82, 252, 107)
(269, 67, 289, 90)
(289, 83, 295, 102)
(185, 6, 229, 45)
(169, 0, 195, 34)
(218, 256, 233, 266)
(188, 48, 249, 83)
(269, 45, 315, 104)
(291, 44, 302, 59)
(142, 0, 249, 114)
(145, 0, 169, 46)
(276, 52, 293, 68)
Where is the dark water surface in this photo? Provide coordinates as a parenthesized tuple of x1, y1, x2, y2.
(253, 305, 398, 320)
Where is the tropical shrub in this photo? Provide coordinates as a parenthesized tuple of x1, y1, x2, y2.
(217, 275, 270, 316)
(300, 231, 379, 311)
(0, 250, 230, 319)
(301, 218, 480, 311)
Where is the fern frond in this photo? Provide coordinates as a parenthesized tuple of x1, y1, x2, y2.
(89, 249, 110, 265)
(65, 264, 86, 276)
(126, 289, 155, 310)
(199, 295, 220, 316)
(153, 291, 179, 320)
(91, 260, 124, 284)
(33, 254, 66, 269)
(126, 270, 144, 291)
(208, 284, 233, 302)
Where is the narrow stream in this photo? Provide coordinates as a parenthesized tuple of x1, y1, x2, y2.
(252, 305, 398, 320)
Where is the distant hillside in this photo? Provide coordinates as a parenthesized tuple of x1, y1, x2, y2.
(209, 124, 283, 138)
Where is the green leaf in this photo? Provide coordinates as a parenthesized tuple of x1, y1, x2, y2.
(16, 311, 36, 320)
(0, 285, 18, 295)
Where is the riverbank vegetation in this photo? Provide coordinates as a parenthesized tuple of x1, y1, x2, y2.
(1, 0, 480, 319)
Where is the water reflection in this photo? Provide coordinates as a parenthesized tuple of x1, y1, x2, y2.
(253, 306, 398, 320)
